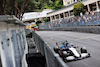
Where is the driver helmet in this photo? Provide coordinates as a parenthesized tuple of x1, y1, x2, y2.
(70, 43, 73, 47)
(66, 40, 68, 42)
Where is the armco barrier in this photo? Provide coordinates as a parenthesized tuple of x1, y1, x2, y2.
(32, 31, 68, 67)
(39, 26, 100, 34)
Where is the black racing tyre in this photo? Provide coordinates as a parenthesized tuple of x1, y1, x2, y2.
(80, 48, 87, 53)
(88, 53, 91, 57)
(53, 47, 60, 53)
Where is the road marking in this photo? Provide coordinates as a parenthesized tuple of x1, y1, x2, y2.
(75, 37, 88, 40)
(46, 38, 54, 40)
(75, 35, 100, 40)
(50, 38, 53, 39)
(55, 33, 64, 35)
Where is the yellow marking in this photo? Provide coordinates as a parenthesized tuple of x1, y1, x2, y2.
(75, 37, 89, 40)
(75, 35, 100, 40)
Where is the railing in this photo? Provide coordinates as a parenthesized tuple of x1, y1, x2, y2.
(39, 12, 100, 29)
(32, 31, 68, 67)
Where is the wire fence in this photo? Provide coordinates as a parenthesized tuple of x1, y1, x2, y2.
(39, 12, 100, 29)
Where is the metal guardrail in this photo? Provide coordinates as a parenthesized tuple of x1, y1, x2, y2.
(39, 26, 100, 34)
(32, 31, 68, 67)
(25, 29, 32, 35)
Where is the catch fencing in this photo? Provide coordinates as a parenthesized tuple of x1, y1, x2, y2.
(32, 31, 68, 67)
(39, 12, 100, 29)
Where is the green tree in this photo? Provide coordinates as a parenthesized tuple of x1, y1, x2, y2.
(43, 18, 49, 22)
(0, 0, 7, 15)
(73, 3, 84, 16)
(54, 0, 63, 10)
(0, 0, 63, 19)
(16, 0, 32, 20)
(36, 19, 42, 26)
(44, 0, 63, 10)
(0, 0, 32, 19)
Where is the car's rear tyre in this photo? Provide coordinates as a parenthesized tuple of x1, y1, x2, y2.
(53, 47, 60, 53)
(80, 47, 87, 53)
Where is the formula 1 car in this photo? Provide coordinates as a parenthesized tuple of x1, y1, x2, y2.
(53, 41, 90, 62)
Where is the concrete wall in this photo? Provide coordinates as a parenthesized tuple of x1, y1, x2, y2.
(0, 16, 28, 67)
(39, 26, 100, 34)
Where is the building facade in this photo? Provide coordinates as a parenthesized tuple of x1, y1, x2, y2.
(22, 9, 53, 22)
(63, 0, 80, 6)
(47, 0, 100, 22)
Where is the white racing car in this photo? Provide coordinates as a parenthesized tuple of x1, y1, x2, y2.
(53, 41, 90, 62)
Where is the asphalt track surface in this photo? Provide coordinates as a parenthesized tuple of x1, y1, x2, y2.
(35, 31, 100, 67)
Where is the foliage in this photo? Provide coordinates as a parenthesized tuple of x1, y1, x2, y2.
(54, 0, 63, 10)
(73, 3, 84, 16)
(0, 0, 7, 15)
(24, 0, 40, 12)
(36, 19, 42, 25)
(44, 0, 63, 10)
(43, 18, 49, 22)
(0, 0, 32, 20)
(0, 0, 63, 19)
